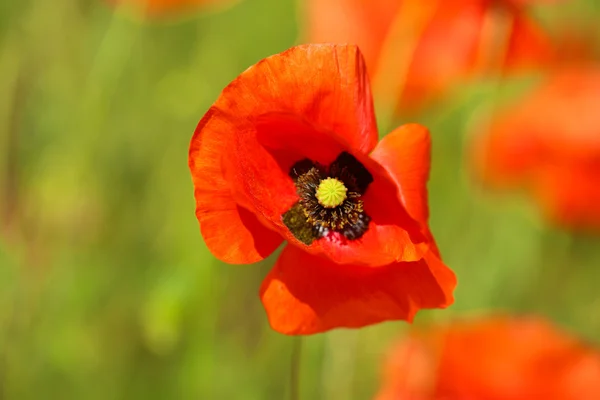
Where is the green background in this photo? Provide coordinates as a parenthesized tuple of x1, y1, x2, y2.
(0, 0, 599, 399)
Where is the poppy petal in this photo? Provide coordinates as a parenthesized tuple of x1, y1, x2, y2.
(197, 200, 284, 264)
(503, 13, 554, 71)
(204, 43, 378, 156)
(371, 124, 432, 225)
(370, 123, 445, 256)
(259, 244, 456, 335)
(189, 109, 283, 264)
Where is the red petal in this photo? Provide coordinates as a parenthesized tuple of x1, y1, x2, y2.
(503, 13, 554, 72)
(210, 44, 378, 155)
(371, 123, 446, 256)
(259, 245, 456, 335)
(371, 124, 432, 226)
(189, 108, 283, 264)
(197, 201, 284, 264)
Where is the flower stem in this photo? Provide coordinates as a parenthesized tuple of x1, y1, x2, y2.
(290, 337, 302, 400)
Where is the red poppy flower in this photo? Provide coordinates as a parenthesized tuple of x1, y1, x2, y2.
(375, 316, 600, 400)
(472, 67, 600, 230)
(106, 0, 232, 18)
(188, 44, 456, 335)
(303, 0, 553, 111)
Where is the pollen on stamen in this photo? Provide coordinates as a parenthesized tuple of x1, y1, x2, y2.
(316, 177, 348, 208)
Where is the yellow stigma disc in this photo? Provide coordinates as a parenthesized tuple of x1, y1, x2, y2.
(316, 178, 347, 208)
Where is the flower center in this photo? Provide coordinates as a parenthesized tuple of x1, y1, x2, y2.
(282, 152, 374, 245)
(316, 178, 347, 208)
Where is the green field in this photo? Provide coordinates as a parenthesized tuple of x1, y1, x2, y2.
(1, 0, 599, 398)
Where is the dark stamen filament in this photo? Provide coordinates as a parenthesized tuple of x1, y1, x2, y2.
(282, 152, 373, 245)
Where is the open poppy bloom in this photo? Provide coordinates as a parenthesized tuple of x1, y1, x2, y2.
(472, 67, 600, 231)
(188, 44, 456, 335)
(375, 316, 600, 400)
(106, 0, 232, 18)
(304, 0, 553, 111)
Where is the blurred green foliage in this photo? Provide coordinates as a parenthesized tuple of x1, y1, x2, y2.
(0, 0, 599, 399)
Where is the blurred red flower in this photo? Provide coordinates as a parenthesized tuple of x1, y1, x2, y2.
(304, 0, 553, 111)
(472, 67, 600, 230)
(375, 316, 600, 400)
(106, 0, 231, 18)
(188, 44, 456, 335)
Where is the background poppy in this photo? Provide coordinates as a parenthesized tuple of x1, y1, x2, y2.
(375, 316, 600, 400)
(302, 0, 554, 112)
(472, 67, 600, 231)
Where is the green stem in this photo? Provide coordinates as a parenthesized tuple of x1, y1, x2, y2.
(290, 337, 302, 400)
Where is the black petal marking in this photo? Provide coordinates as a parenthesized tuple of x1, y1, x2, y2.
(329, 152, 373, 194)
(289, 159, 325, 182)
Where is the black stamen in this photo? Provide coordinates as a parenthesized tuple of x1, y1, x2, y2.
(341, 212, 371, 240)
(282, 151, 373, 245)
(289, 159, 325, 181)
